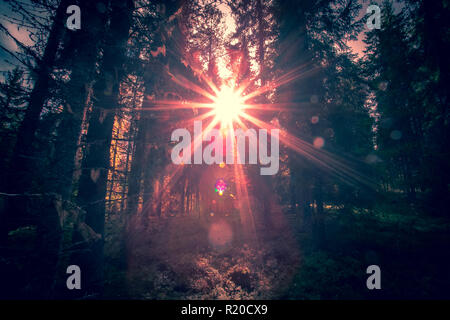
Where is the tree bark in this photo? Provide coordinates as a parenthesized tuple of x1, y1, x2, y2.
(51, 1, 110, 200)
(5, 0, 70, 195)
(76, 0, 134, 296)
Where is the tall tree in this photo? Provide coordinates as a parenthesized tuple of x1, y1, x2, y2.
(50, 0, 110, 200)
(273, 0, 369, 243)
(0, 68, 27, 185)
(74, 0, 134, 296)
(4, 0, 70, 195)
(364, 0, 450, 214)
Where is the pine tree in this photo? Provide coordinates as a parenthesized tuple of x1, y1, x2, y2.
(74, 0, 134, 296)
(0, 67, 27, 184)
(4, 0, 71, 195)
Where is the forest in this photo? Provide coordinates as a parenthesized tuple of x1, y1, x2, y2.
(0, 0, 449, 300)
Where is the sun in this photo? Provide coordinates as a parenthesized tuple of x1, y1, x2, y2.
(211, 86, 245, 129)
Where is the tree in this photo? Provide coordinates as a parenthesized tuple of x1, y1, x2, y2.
(4, 0, 71, 195)
(49, 0, 110, 200)
(74, 0, 134, 296)
(0, 68, 27, 186)
(364, 0, 450, 215)
(273, 0, 370, 244)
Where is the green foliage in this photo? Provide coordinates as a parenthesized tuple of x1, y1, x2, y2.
(286, 251, 365, 300)
(363, 1, 450, 212)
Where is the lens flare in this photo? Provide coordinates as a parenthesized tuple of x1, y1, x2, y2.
(211, 86, 245, 128)
(208, 220, 233, 249)
(215, 178, 227, 196)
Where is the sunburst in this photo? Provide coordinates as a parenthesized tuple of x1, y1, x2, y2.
(138, 63, 376, 237)
(210, 85, 246, 130)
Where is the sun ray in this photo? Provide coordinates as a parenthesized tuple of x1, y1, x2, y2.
(242, 63, 319, 102)
(140, 62, 375, 224)
(175, 110, 217, 128)
(141, 100, 214, 111)
(239, 112, 377, 188)
(242, 102, 309, 112)
(167, 72, 217, 102)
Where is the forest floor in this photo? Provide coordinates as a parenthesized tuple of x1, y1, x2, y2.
(105, 212, 301, 299)
(4, 193, 449, 299)
(103, 196, 450, 299)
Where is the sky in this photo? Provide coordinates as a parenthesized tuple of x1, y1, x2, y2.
(0, 0, 35, 76)
(348, 0, 404, 57)
(0, 0, 15, 74)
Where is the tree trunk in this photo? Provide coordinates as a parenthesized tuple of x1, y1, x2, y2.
(51, 0, 109, 200)
(127, 115, 152, 214)
(0, 0, 69, 245)
(76, 0, 134, 297)
(5, 0, 70, 195)
(313, 176, 325, 247)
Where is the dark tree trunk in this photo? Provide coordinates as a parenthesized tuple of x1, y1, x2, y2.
(76, 0, 134, 296)
(0, 0, 70, 245)
(127, 115, 152, 214)
(51, 1, 109, 200)
(5, 0, 70, 195)
(313, 176, 325, 247)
